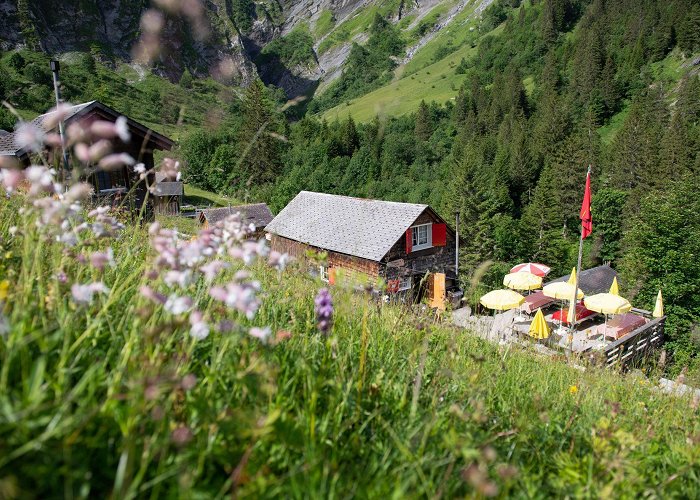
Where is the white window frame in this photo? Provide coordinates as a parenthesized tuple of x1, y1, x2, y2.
(411, 223, 432, 251)
(319, 265, 329, 282)
(398, 276, 412, 291)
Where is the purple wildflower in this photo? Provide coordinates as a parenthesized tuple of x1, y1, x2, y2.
(314, 288, 333, 335)
(71, 282, 109, 305)
(90, 247, 115, 271)
(164, 294, 193, 315)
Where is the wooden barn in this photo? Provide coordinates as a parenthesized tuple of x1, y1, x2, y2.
(199, 203, 273, 238)
(0, 100, 174, 216)
(152, 172, 183, 215)
(265, 191, 459, 307)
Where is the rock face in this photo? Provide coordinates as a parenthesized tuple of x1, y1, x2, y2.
(0, 0, 490, 98)
(0, 0, 257, 84)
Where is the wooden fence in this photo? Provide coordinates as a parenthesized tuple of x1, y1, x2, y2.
(601, 316, 665, 368)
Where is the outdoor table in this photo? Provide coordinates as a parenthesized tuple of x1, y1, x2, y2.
(522, 291, 556, 314)
(596, 313, 647, 340)
(551, 303, 596, 325)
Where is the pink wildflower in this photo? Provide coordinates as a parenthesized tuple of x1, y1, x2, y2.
(249, 326, 271, 343)
(71, 282, 109, 305)
(14, 122, 45, 152)
(99, 153, 135, 171)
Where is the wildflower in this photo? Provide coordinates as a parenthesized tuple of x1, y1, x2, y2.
(0, 168, 24, 193)
(71, 282, 109, 305)
(63, 182, 93, 202)
(115, 116, 131, 142)
(24, 166, 56, 196)
(90, 119, 130, 142)
(140, 285, 166, 304)
(55, 271, 68, 284)
(209, 281, 261, 319)
(164, 294, 193, 315)
(0, 280, 8, 300)
(181, 374, 197, 391)
(134, 163, 146, 175)
(199, 260, 229, 281)
(249, 326, 271, 343)
(41, 102, 75, 129)
(189, 311, 209, 340)
(90, 247, 115, 271)
(268, 251, 290, 271)
(171, 426, 193, 447)
(14, 122, 45, 152)
(164, 269, 194, 288)
(99, 153, 135, 171)
(8, 226, 18, 236)
(314, 288, 333, 335)
(569, 385, 578, 395)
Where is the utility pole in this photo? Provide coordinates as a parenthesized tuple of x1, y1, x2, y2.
(50, 60, 70, 182)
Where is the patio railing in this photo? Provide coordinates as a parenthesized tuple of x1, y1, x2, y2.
(601, 316, 665, 368)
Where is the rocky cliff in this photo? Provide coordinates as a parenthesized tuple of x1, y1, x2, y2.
(0, 0, 489, 99)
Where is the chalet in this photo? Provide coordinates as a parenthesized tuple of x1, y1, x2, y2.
(0, 100, 175, 215)
(265, 191, 459, 306)
(153, 172, 184, 216)
(199, 203, 273, 238)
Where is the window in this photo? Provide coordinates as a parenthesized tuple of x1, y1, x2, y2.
(411, 223, 432, 251)
(398, 276, 412, 291)
(319, 265, 329, 282)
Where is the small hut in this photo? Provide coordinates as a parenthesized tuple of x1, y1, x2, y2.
(152, 172, 184, 215)
(199, 203, 273, 238)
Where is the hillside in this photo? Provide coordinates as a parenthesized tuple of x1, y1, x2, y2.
(1, 192, 699, 497)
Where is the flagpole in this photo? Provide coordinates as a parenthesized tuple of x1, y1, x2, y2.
(570, 165, 591, 347)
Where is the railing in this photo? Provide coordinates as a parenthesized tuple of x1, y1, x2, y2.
(602, 316, 665, 368)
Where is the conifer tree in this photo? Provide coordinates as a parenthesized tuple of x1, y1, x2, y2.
(414, 100, 432, 141)
(237, 79, 282, 186)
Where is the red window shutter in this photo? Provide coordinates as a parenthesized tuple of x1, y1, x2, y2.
(405, 228, 413, 253)
(432, 223, 447, 246)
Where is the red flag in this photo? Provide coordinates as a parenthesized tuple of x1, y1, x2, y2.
(580, 169, 592, 239)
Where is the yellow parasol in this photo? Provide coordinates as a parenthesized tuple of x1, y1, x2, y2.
(480, 289, 525, 311)
(653, 290, 664, 318)
(528, 308, 550, 339)
(583, 293, 632, 315)
(609, 277, 619, 296)
(566, 296, 577, 324)
(503, 272, 542, 291)
(567, 267, 577, 285)
(542, 282, 584, 300)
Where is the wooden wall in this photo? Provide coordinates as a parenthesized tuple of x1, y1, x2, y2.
(269, 234, 380, 277)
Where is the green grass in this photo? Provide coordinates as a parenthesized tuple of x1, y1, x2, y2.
(156, 214, 201, 235)
(320, 16, 503, 123)
(314, 9, 336, 39)
(1, 193, 700, 496)
(401, 0, 483, 77)
(321, 38, 480, 122)
(183, 184, 238, 207)
(317, 0, 404, 54)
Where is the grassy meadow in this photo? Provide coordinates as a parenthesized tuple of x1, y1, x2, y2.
(1, 192, 699, 498)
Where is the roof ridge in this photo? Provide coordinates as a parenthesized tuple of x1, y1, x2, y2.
(299, 190, 428, 208)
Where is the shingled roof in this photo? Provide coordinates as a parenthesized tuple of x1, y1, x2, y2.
(548, 264, 619, 295)
(0, 101, 173, 158)
(200, 203, 273, 230)
(265, 191, 431, 262)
